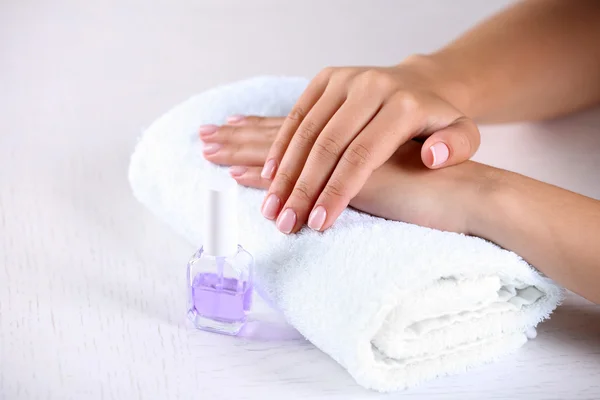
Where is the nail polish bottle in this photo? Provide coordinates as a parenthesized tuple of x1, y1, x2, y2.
(187, 184, 254, 336)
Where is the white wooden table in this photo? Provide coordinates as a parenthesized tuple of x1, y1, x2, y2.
(1, 1, 599, 398)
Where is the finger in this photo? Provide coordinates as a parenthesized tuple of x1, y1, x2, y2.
(274, 97, 382, 234)
(260, 69, 333, 181)
(200, 123, 279, 146)
(202, 139, 270, 166)
(223, 115, 286, 127)
(261, 87, 345, 225)
(201, 122, 278, 166)
(308, 100, 423, 231)
(229, 166, 270, 189)
(420, 117, 480, 168)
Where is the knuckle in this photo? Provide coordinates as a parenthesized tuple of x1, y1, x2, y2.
(359, 69, 380, 82)
(355, 71, 371, 88)
(323, 177, 346, 199)
(287, 106, 306, 122)
(342, 143, 372, 168)
(273, 170, 296, 189)
(297, 120, 319, 144)
(359, 69, 394, 88)
(228, 125, 242, 137)
(328, 67, 357, 86)
(314, 136, 343, 160)
(223, 142, 240, 159)
(215, 124, 232, 138)
(291, 180, 313, 203)
(394, 91, 420, 112)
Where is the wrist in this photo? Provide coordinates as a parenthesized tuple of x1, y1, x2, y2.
(462, 164, 515, 242)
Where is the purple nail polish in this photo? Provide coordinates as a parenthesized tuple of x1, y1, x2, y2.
(187, 186, 254, 336)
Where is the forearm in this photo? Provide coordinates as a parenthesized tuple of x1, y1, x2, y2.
(420, 0, 600, 123)
(470, 168, 600, 304)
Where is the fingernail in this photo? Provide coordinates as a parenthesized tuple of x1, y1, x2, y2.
(199, 124, 218, 136)
(276, 208, 297, 234)
(430, 142, 449, 167)
(261, 159, 277, 179)
(261, 194, 281, 220)
(203, 143, 221, 155)
(227, 115, 245, 124)
(307, 206, 327, 231)
(229, 166, 247, 177)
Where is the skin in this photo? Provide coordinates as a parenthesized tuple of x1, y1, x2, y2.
(249, 0, 600, 235)
(198, 0, 600, 304)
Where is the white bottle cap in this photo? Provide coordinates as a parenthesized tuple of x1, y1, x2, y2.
(201, 181, 239, 257)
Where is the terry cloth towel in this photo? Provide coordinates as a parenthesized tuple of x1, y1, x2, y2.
(128, 76, 563, 392)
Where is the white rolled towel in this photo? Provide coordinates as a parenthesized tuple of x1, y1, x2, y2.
(128, 76, 563, 392)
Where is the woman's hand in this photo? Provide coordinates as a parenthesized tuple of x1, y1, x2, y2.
(240, 61, 479, 234)
(200, 116, 480, 234)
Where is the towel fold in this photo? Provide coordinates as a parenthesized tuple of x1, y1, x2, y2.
(128, 76, 563, 392)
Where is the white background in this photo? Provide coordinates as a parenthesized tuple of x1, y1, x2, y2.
(1, 0, 599, 399)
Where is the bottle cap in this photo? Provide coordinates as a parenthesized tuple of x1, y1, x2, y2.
(201, 179, 239, 257)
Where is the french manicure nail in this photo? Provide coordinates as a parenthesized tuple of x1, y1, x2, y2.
(203, 143, 221, 155)
(308, 206, 327, 231)
(276, 208, 297, 234)
(229, 166, 247, 177)
(261, 194, 281, 220)
(227, 115, 245, 124)
(261, 159, 277, 179)
(430, 142, 450, 167)
(199, 124, 218, 136)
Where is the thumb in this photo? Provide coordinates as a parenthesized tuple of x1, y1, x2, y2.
(420, 117, 481, 169)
